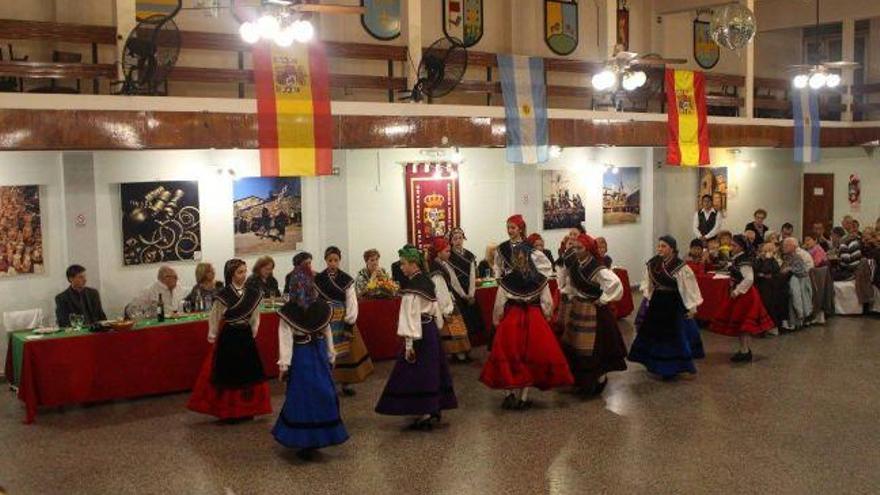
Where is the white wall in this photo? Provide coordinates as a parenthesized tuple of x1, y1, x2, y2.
(804, 147, 880, 225)
(0, 152, 66, 369)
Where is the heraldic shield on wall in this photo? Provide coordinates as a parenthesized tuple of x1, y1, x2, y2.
(361, 0, 402, 41)
(693, 19, 720, 69)
(545, 0, 578, 56)
(443, 0, 483, 48)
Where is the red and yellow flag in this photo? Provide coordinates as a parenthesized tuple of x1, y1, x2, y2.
(665, 69, 710, 166)
(253, 42, 332, 177)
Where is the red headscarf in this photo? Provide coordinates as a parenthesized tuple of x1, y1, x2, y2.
(576, 233, 600, 258)
(507, 214, 526, 233)
(526, 233, 543, 246)
(430, 237, 449, 257)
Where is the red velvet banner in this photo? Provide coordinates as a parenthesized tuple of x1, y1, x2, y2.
(404, 162, 460, 249)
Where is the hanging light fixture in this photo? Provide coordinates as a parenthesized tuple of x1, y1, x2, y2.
(592, 67, 646, 92)
(238, 4, 315, 47)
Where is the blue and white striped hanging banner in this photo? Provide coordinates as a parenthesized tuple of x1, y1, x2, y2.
(497, 54, 549, 164)
(792, 89, 820, 163)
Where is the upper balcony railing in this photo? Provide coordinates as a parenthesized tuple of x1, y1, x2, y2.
(1, 19, 878, 121)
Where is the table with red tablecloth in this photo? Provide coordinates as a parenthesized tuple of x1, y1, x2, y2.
(6, 313, 281, 424)
(695, 274, 732, 323)
(355, 297, 402, 360)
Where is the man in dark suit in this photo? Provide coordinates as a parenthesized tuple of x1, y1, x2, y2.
(55, 265, 106, 327)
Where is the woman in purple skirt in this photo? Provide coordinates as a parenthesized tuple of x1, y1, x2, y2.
(375, 245, 458, 430)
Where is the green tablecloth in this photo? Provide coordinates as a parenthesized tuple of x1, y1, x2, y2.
(8, 313, 210, 387)
(7, 305, 284, 387)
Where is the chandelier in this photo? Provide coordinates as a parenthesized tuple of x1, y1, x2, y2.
(238, 1, 314, 47)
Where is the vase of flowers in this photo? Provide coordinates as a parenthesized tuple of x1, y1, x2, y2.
(362, 277, 399, 299)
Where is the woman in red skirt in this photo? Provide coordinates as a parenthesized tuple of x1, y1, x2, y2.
(480, 243, 573, 410)
(187, 259, 272, 422)
(710, 234, 775, 362)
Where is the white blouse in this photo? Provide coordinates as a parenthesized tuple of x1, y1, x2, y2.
(441, 259, 473, 300)
(277, 319, 334, 371)
(640, 264, 704, 313)
(430, 273, 455, 317)
(342, 285, 358, 325)
(398, 289, 444, 352)
(556, 265, 570, 295)
(492, 284, 553, 326)
(731, 265, 754, 297)
(206, 285, 260, 343)
(569, 267, 623, 306)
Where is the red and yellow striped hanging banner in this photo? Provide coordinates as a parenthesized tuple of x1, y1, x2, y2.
(253, 41, 333, 177)
(665, 69, 710, 166)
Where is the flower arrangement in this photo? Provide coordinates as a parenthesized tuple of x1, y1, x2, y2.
(362, 276, 399, 299)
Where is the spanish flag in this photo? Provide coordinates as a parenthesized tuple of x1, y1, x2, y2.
(253, 42, 332, 177)
(665, 69, 710, 166)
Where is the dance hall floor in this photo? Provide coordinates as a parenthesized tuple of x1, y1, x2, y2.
(2, 314, 879, 495)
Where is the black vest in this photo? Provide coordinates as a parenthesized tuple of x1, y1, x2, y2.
(565, 255, 604, 300)
(698, 210, 718, 236)
(647, 255, 685, 292)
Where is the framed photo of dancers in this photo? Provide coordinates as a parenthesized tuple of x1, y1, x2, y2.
(0, 185, 44, 276)
(697, 167, 728, 215)
(602, 167, 641, 225)
(233, 176, 303, 256)
(120, 181, 202, 266)
(541, 169, 585, 230)
(404, 162, 460, 249)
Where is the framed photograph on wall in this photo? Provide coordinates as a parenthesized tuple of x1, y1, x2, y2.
(542, 169, 585, 230)
(233, 176, 303, 256)
(697, 167, 728, 215)
(0, 185, 44, 276)
(602, 167, 641, 225)
(120, 181, 201, 266)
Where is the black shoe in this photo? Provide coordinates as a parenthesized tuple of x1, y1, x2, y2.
(514, 399, 533, 411)
(296, 448, 318, 461)
(407, 417, 434, 431)
(502, 394, 517, 410)
(730, 350, 753, 363)
(341, 386, 356, 397)
(430, 413, 442, 424)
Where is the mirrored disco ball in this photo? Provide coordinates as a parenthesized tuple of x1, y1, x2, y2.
(710, 4, 756, 50)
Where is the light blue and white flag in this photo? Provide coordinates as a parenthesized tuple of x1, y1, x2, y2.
(793, 88, 820, 163)
(497, 54, 549, 164)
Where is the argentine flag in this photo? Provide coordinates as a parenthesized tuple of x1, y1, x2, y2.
(498, 54, 549, 164)
(793, 89, 820, 163)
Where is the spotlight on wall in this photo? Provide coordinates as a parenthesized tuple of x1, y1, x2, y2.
(549, 145, 562, 159)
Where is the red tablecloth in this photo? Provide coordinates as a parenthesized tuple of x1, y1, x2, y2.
(356, 297, 402, 361)
(611, 268, 635, 319)
(12, 313, 281, 424)
(696, 275, 732, 322)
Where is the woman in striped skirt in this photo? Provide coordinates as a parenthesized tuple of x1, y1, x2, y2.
(314, 247, 374, 396)
(428, 237, 472, 362)
(560, 234, 628, 396)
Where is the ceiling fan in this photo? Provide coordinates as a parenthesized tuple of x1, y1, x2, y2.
(786, 0, 858, 89)
(591, 44, 687, 91)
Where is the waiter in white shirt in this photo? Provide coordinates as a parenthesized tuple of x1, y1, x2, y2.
(692, 194, 722, 243)
(131, 265, 190, 314)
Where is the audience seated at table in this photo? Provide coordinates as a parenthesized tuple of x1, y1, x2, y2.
(129, 265, 189, 315)
(184, 263, 219, 311)
(685, 239, 707, 275)
(745, 209, 770, 246)
(245, 255, 282, 299)
(355, 249, 392, 296)
(781, 237, 814, 330)
(55, 264, 106, 327)
(835, 216, 862, 281)
(811, 222, 832, 251)
(477, 244, 496, 279)
(803, 234, 828, 267)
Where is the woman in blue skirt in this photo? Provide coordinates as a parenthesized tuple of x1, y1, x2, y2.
(628, 236, 705, 380)
(273, 254, 349, 459)
(375, 245, 458, 430)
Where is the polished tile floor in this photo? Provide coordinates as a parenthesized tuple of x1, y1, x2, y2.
(2, 315, 879, 495)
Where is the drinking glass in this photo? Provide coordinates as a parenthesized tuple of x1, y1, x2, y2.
(69, 314, 84, 331)
(182, 300, 192, 314)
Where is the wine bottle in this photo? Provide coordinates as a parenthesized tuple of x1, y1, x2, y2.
(157, 293, 166, 322)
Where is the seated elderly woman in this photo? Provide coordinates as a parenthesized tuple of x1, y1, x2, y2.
(781, 237, 814, 331)
(477, 244, 497, 279)
(355, 248, 392, 296)
(184, 262, 219, 311)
